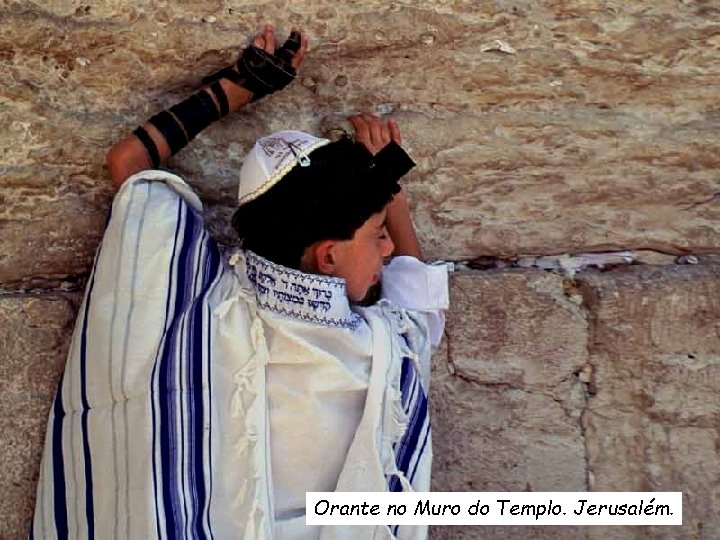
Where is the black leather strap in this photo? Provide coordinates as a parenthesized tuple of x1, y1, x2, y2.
(373, 141, 416, 180)
(196, 88, 221, 122)
(169, 94, 211, 141)
(203, 40, 298, 102)
(132, 126, 161, 167)
(148, 110, 188, 154)
(203, 65, 246, 88)
(276, 31, 301, 65)
(208, 81, 230, 117)
(237, 46, 296, 101)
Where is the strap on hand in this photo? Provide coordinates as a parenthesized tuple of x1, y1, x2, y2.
(202, 31, 300, 101)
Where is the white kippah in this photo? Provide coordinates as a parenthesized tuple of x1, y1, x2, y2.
(238, 130, 331, 205)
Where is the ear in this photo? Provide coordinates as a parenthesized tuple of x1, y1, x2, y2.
(314, 240, 338, 275)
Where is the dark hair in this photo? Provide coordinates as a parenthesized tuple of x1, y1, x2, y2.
(232, 138, 401, 269)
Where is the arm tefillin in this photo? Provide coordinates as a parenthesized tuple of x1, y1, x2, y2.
(132, 30, 300, 166)
(148, 110, 188, 155)
(144, 81, 229, 158)
(203, 30, 300, 101)
(168, 92, 219, 140)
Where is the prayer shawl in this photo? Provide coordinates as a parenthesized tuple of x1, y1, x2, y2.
(31, 171, 449, 540)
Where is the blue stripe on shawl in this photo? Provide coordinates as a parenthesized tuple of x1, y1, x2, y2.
(151, 198, 184, 539)
(400, 357, 411, 407)
(203, 302, 215, 539)
(152, 198, 220, 537)
(183, 231, 202, 538)
(397, 390, 428, 476)
(389, 355, 430, 492)
(388, 474, 402, 493)
(51, 372, 68, 539)
(189, 245, 221, 538)
(159, 200, 199, 537)
(182, 214, 207, 534)
(178, 316, 190, 534)
(409, 421, 431, 482)
(78, 237, 103, 540)
(200, 246, 220, 537)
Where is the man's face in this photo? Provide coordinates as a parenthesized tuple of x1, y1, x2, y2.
(331, 208, 395, 303)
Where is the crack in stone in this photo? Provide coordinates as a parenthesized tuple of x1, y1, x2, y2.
(4, 242, 720, 292)
(4, 3, 129, 33)
(680, 192, 720, 211)
(451, 366, 585, 423)
(0, 275, 88, 294)
(455, 249, 720, 274)
(574, 279, 603, 493)
(450, 369, 525, 391)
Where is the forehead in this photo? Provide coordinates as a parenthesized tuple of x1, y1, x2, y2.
(354, 208, 388, 237)
(366, 208, 388, 227)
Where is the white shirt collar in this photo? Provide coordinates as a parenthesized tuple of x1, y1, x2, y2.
(243, 250, 362, 330)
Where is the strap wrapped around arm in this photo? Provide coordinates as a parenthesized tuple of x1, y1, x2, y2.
(132, 126, 161, 168)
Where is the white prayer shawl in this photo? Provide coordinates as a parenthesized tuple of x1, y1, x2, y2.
(31, 171, 449, 540)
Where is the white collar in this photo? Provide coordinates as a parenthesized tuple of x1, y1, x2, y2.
(242, 250, 362, 330)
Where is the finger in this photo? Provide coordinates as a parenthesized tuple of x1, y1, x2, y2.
(277, 30, 298, 65)
(279, 28, 303, 66)
(348, 115, 370, 147)
(364, 113, 384, 149)
(379, 120, 392, 147)
(283, 28, 302, 53)
(263, 24, 275, 53)
(388, 119, 402, 145)
(252, 29, 265, 49)
(291, 33, 309, 69)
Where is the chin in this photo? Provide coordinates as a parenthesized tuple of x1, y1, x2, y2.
(353, 282, 382, 307)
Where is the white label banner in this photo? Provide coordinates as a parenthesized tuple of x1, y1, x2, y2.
(306, 492, 682, 526)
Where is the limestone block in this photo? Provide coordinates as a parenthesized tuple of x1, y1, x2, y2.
(0, 294, 78, 540)
(0, 180, 108, 284)
(4, 2, 720, 281)
(446, 271, 587, 387)
(430, 271, 588, 539)
(577, 265, 720, 539)
(432, 522, 586, 540)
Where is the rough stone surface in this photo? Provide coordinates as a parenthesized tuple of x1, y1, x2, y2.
(3, 2, 720, 539)
(429, 267, 720, 539)
(2, 269, 719, 538)
(577, 265, 720, 540)
(3, 1, 720, 282)
(430, 271, 588, 539)
(0, 294, 78, 540)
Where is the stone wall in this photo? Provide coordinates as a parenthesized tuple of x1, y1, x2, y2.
(432, 265, 720, 539)
(1, 1, 718, 538)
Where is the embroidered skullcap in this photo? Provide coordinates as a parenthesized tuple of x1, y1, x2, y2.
(238, 130, 331, 205)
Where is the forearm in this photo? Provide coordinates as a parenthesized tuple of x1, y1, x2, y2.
(386, 189, 422, 259)
(107, 80, 252, 190)
(107, 23, 306, 190)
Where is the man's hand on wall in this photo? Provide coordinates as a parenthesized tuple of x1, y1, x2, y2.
(348, 113, 402, 156)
